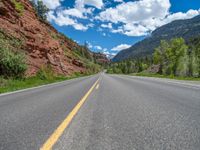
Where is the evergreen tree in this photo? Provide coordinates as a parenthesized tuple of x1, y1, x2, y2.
(30, 0, 49, 21)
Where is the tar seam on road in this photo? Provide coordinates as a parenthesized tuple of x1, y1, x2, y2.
(40, 78, 100, 150)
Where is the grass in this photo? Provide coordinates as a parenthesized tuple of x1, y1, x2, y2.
(132, 72, 200, 81)
(0, 73, 90, 94)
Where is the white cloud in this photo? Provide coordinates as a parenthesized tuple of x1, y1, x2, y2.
(114, 0, 123, 3)
(112, 23, 149, 36)
(75, 0, 103, 9)
(47, 0, 96, 31)
(101, 23, 112, 29)
(103, 50, 116, 58)
(94, 45, 102, 50)
(47, 11, 88, 31)
(103, 48, 108, 51)
(164, 9, 200, 23)
(111, 44, 131, 51)
(37, 0, 62, 9)
(46, 0, 200, 35)
(61, 8, 85, 19)
(97, 0, 200, 36)
(84, 0, 104, 9)
(97, 0, 170, 23)
(86, 42, 93, 48)
(102, 33, 106, 36)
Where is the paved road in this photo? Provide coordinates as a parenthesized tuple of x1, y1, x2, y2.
(0, 73, 200, 150)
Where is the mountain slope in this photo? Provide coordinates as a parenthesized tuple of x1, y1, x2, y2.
(113, 15, 200, 62)
(0, 0, 108, 77)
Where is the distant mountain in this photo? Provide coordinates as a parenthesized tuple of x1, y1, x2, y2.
(113, 15, 200, 62)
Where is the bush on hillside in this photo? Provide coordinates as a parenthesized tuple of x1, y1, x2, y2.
(11, 0, 24, 15)
(37, 65, 54, 80)
(0, 47, 27, 78)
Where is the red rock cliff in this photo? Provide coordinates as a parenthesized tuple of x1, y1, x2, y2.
(0, 0, 94, 76)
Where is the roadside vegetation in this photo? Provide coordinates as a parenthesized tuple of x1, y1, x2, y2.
(0, 72, 90, 94)
(0, 33, 99, 95)
(0, 1, 103, 94)
(107, 37, 200, 80)
(0, 30, 27, 79)
(0, 30, 100, 93)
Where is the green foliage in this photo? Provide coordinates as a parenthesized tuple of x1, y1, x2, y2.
(85, 62, 101, 74)
(152, 37, 200, 77)
(0, 51, 26, 78)
(107, 56, 152, 74)
(188, 37, 200, 77)
(37, 65, 54, 80)
(0, 47, 27, 78)
(109, 37, 200, 79)
(0, 71, 93, 94)
(153, 38, 189, 76)
(73, 45, 93, 62)
(11, 0, 24, 15)
(31, 0, 49, 21)
(0, 31, 27, 78)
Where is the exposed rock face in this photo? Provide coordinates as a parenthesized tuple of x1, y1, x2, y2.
(0, 0, 93, 76)
(93, 52, 110, 64)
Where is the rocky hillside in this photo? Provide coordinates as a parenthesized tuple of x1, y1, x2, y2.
(0, 0, 108, 77)
(93, 52, 110, 64)
(113, 15, 200, 62)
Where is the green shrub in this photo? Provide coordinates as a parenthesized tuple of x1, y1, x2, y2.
(37, 65, 54, 80)
(11, 0, 24, 15)
(0, 47, 27, 78)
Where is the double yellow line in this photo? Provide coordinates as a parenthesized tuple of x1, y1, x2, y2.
(40, 78, 100, 150)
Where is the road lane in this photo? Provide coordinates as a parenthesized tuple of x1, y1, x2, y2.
(55, 74, 200, 150)
(0, 75, 99, 150)
(0, 73, 200, 150)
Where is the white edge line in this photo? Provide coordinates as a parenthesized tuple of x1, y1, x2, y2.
(130, 76, 200, 89)
(112, 74, 200, 90)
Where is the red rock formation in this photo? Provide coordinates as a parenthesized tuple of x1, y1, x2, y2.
(0, 0, 90, 76)
(93, 52, 110, 64)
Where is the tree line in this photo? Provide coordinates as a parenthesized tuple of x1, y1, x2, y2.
(30, 0, 49, 21)
(108, 37, 200, 77)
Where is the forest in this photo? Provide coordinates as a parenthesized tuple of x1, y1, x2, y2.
(107, 37, 200, 78)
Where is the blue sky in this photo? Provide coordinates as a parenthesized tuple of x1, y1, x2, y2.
(40, 0, 200, 57)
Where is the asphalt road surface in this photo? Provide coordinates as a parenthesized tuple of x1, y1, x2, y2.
(0, 73, 200, 150)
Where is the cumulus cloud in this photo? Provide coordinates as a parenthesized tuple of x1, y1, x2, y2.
(46, 0, 200, 35)
(111, 44, 131, 51)
(114, 0, 123, 3)
(46, 0, 97, 31)
(97, 0, 200, 36)
(47, 11, 88, 31)
(103, 50, 116, 58)
(97, 0, 170, 23)
(36, 0, 62, 9)
(94, 45, 103, 50)
(101, 23, 113, 29)
(84, 0, 104, 9)
(164, 9, 200, 23)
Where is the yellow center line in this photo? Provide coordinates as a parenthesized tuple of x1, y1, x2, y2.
(96, 84, 99, 90)
(40, 78, 99, 150)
